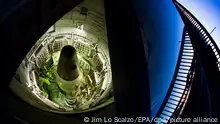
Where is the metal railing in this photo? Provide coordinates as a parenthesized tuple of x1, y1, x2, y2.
(155, 28, 196, 123)
(173, 0, 220, 71)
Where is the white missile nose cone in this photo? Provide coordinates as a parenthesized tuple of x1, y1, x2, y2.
(57, 45, 79, 81)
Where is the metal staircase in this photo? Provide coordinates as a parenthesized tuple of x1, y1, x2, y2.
(155, 1, 220, 123)
(173, 0, 220, 119)
(155, 28, 195, 123)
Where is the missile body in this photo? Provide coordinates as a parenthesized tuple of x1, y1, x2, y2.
(56, 45, 81, 103)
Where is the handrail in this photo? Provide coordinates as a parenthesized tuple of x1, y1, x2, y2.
(173, 0, 220, 71)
